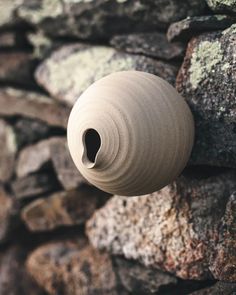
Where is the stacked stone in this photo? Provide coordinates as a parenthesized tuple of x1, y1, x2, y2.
(0, 0, 235, 294)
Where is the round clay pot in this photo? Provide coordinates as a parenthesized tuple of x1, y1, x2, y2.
(67, 71, 194, 196)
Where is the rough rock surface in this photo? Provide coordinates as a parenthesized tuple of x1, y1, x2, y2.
(177, 25, 236, 168)
(35, 44, 178, 106)
(0, 245, 46, 295)
(206, 0, 236, 13)
(16, 137, 87, 189)
(0, 120, 17, 182)
(50, 137, 88, 190)
(87, 171, 236, 280)
(110, 32, 185, 60)
(190, 281, 236, 294)
(0, 87, 70, 128)
(27, 239, 127, 295)
(16, 137, 61, 178)
(11, 172, 61, 200)
(0, 52, 36, 87)
(167, 15, 236, 42)
(0, 0, 23, 28)
(14, 118, 50, 149)
(22, 187, 110, 231)
(17, 0, 206, 40)
(114, 257, 177, 294)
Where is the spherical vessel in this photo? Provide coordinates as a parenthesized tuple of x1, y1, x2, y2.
(67, 71, 194, 196)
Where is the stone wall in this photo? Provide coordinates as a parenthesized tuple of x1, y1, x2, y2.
(0, 0, 235, 294)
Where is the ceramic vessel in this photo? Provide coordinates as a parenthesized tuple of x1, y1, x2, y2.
(67, 71, 194, 196)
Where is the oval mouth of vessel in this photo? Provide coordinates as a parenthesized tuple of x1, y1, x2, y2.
(82, 128, 101, 168)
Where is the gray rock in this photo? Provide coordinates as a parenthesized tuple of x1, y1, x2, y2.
(209, 192, 236, 281)
(110, 32, 185, 60)
(0, 0, 23, 28)
(16, 137, 87, 189)
(11, 172, 61, 200)
(206, 0, 236, 13)
(21, 186, 110, 232)
(190, 281, 236, 294)
(167, 15, 236, 42)
(17, 0, 206, 40)
(50, 137, 89, 190)
(27, 239, 127, 295)
(0, 120, 17, 182)
(35, 44, 178, 106)
(86, 171, 236, 280)
(114, 257, 177, 294)
(14, 118, 50, 149)
(176, 25, 236, 168)
(0, 87, 70, 129)
(16, 137, 61, 178)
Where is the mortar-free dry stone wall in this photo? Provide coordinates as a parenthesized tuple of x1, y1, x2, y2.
(0, 0, 236, 294)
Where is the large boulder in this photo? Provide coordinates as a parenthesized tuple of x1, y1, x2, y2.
(176, 24, 236, 168)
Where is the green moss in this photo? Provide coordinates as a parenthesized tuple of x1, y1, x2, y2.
(189, 40, 223, 89)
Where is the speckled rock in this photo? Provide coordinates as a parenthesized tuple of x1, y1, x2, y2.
(110, 32, 185, 60)
(167, 15, 236, 42)
(206, 0, 236, 13)
(190, 281, 236, 295)
(114, 257, 177, 294)
(87, 171, 236, 280)
(209, 192, 236, 281)
(11, 172, 61, 200)
(0, 52, 37, 87)
(50, 137, 89, 190)
(177, 25, 236, 168)
(16, 137, 87, 189)
(22, 187, 110, 231)
(35, 44, 178, 106)
(14, 118, 50, 149)
(0, 87, 70, 128)
(16, 137, 61, 178)
(17, 0, 206, 40)
(0, 245, 46, 295)
(0, 120, 17, 182)
(27, 239, 127, 295)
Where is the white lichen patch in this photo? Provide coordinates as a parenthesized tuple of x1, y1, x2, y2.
(222, 23, 236, 35)
(18, 0, 63, 24)
(189, 40, 223, 89)
(38, 45, 139, 105)
(207, 0, 236, 12)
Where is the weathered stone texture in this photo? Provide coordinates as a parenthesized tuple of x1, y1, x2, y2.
(167, 15, 236, 42)
(190, 281, 236, 294)
(11, 172, 61, 200)
(87, 171, 236, 281)
(17, 0, 206, 39)
(110, 32, 184, 60)
(0, 87, 70, 128)
(22, 187, 109, 231)
(27, 239, 127, 295)
(206, 0, 236, 13)
(114, 257, 177, 294)
(0, 120, 17, 182)
(0, 245, 46, 295)
(35, 44, 178, 106)
(177, 25, 236, 168)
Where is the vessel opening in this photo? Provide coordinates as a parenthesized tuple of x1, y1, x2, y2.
(84, 128, 101, 164)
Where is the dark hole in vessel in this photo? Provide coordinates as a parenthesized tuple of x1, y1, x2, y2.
(84, 129, 101, 163)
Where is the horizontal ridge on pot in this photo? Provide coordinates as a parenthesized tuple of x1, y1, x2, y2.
(67, 71, 194, 196)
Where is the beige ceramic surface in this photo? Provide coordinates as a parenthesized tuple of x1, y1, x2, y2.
(67, 71, 194, 196)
